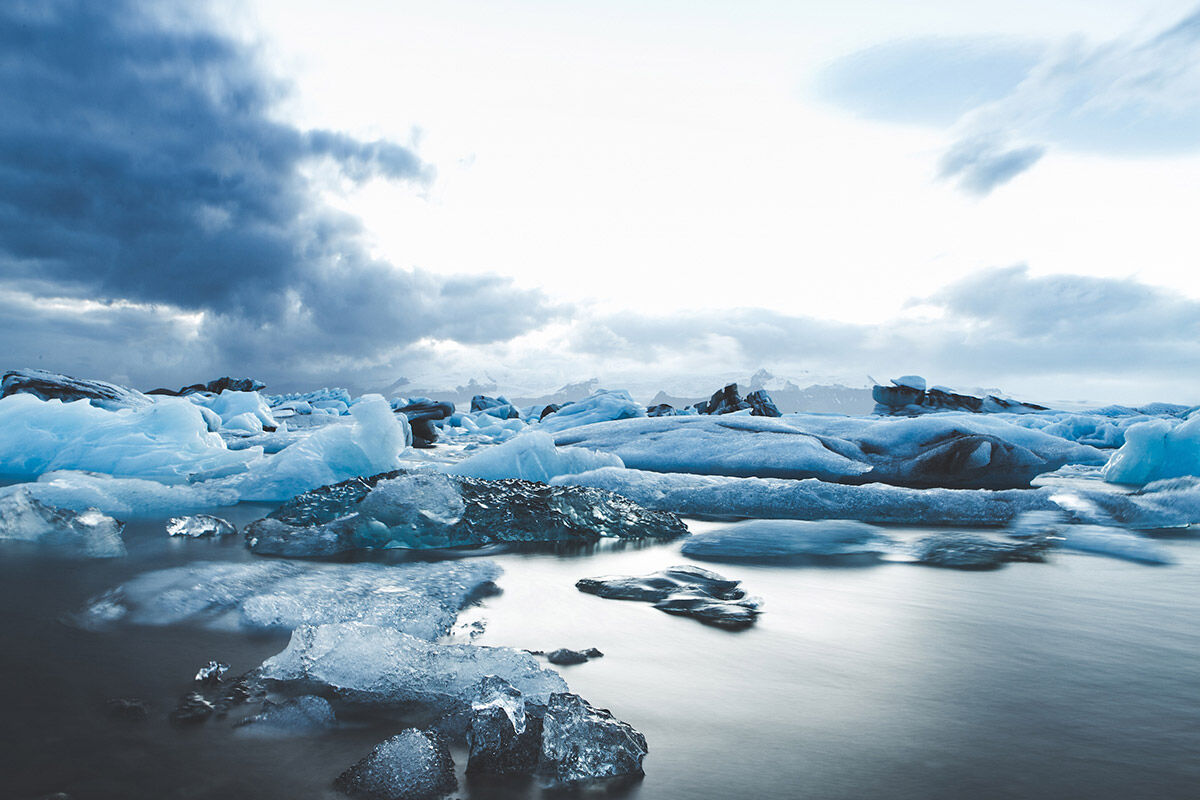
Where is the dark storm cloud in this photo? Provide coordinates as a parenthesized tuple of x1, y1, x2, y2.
(0, 0, 559, 387)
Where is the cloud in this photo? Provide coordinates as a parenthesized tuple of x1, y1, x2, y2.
(821, 7, 1200, 193)
(0, 0, 560, 389)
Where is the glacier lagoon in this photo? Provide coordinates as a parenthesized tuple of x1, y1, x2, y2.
(1, 374, 1199, 799)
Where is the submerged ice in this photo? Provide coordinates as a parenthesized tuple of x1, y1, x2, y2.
(0, 488, 125, 558)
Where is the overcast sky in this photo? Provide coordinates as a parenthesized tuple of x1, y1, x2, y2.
(2, 0, 1199, 404)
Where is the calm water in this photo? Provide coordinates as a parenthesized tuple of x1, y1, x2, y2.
(2, 509, 1198, 800)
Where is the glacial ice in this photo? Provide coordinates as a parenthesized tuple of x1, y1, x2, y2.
(467, 676, 542, 775)
(540, 692, 648, 783)
(2, 471, 240, 518)
(335, 728, 457, 800)
(245, 470, 687, 557)
(0, 488, 125, 557)
(912, 531, 1052, 569)
(0, 393, 256, 482)
(1, 368, 152, 410)
(230, 395, 410, 502)
(261, 622, 569, 711)
(1102, 416, 1200, 485)
(535, 390, 645, 434)
(447, 431, 623, 482)
(1056, 525, 1173, 564)
(577, 565, 761, 629)
(552, 467, 1200, 529)
(554, 413, 1106, 489)
(166, 514, 236, 537)
(234, 695, 337, 738)
(80, 560, 502, 640)
(191, 390, 279, 432)
(680, 519, 894, 564)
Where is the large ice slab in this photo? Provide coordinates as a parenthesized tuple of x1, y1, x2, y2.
(1, 471, 239, 518)
(80, 560, 501, 640)
(536, 390, 645, 434)
(0, 393, 256, 482)
(447, 431, 623, 483)
(245, 470, 687, 557)
(0, 488, 125, 558)
(552, 467, 1200, 529)
(1102, 416, 1200, 485)
(680, 519, 894, 564)
(1, 368, 151, 410)
(261, 622, 568, 710)
(554, 414, 1106, 489)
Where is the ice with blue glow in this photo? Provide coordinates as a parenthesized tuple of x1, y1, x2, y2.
(447, 431, 623, 482)
(535, 390, 645, 434)
(1103, 415, 1200, 485)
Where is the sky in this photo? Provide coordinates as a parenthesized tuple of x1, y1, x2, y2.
(2, 0, 1200, 404)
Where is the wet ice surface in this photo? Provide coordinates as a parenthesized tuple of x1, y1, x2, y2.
(2, 504, 1199, 799)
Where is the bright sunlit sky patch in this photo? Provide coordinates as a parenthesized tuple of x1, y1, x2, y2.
(242, 0, 1200, 323)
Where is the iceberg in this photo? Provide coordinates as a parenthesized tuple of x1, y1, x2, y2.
(540, 693, 648, 783)
(577, 565, 761, 629)
(244, 470, 687, 557)
(536, 390, 645, 434)
(552, 467, 1200, 529)
(2, 471, 239, 518)
(335, 728, 457, 800)
(0, 488, 125, 558)
(447, 431, 623, 483)
(1, 367, 151, 410)
(554, 413, 1105, 489)
(1102, 416, 1200, 485)
(1056, 525, 1173, 564)
(235, 695, 337, 738)
(0, 393, 256, 482)
(80, 560, 502, 640)
(912, 531, 1052, 569)
(191, 390, 279, 432)
(680, 519, 894, 564)
(467, 676, 543, 775)
(872, 377, 1048, 415)
(261, 622, 568, 712)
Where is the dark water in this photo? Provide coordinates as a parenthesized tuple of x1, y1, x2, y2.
(2, 510, 1198, 800)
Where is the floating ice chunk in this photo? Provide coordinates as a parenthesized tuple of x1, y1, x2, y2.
(166, 514, 236, 538)
(235, 695, 336, 738)
(0, 393, 256, 482)
(335, 728, 457, 800)
(681, 519, 894, 564)
(555, 413, 1104, 489)
(467, 676, 542, 775)
(536, 390, 645, 434)
(447, 431, 623, 483)
(578, 565, 761, 629)
(1056, 525, 1173, 564)
(262, 622, 569, 712)
(893, 375, 927, 392)
(245, 470, 687, 557)
(80, 560, 501, 639)
(192, 390, 279, 431)
(1102, 416, 1200, 485)
(2, 471, 240, 518)
(0, 488, 125, 558)
(540, 693, 648, 783)
(1, 368, 151, 410)
(231, 395, 410, 502)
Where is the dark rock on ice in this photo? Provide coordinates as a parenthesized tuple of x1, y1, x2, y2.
(149, 376, 266, 396)
(245, 470, 688, 557)
(167, 514, 236, 538)
(335, 728, 458, 800)
(106, 697, 149, 721)
(395, 400, 454, 448)
(745, 389, 782, 417)
(539, 403, 563, 419)
(546, 649, 590, 666)
(235, 695, 336, 737)
(681, 519, 895, 565)
(471, 395, 519, 418)
(873, 377, 1047, 416)
(2, 368, 151, 410)
(194, 660, 229, 685)
(466, 676, 544, 776)
(577, 565, 761, 630)
(540, 692, 648, 783)
(913, 531, 1055, 570)
(646, 403, 678, 417)
(703, 383, 752, 415)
